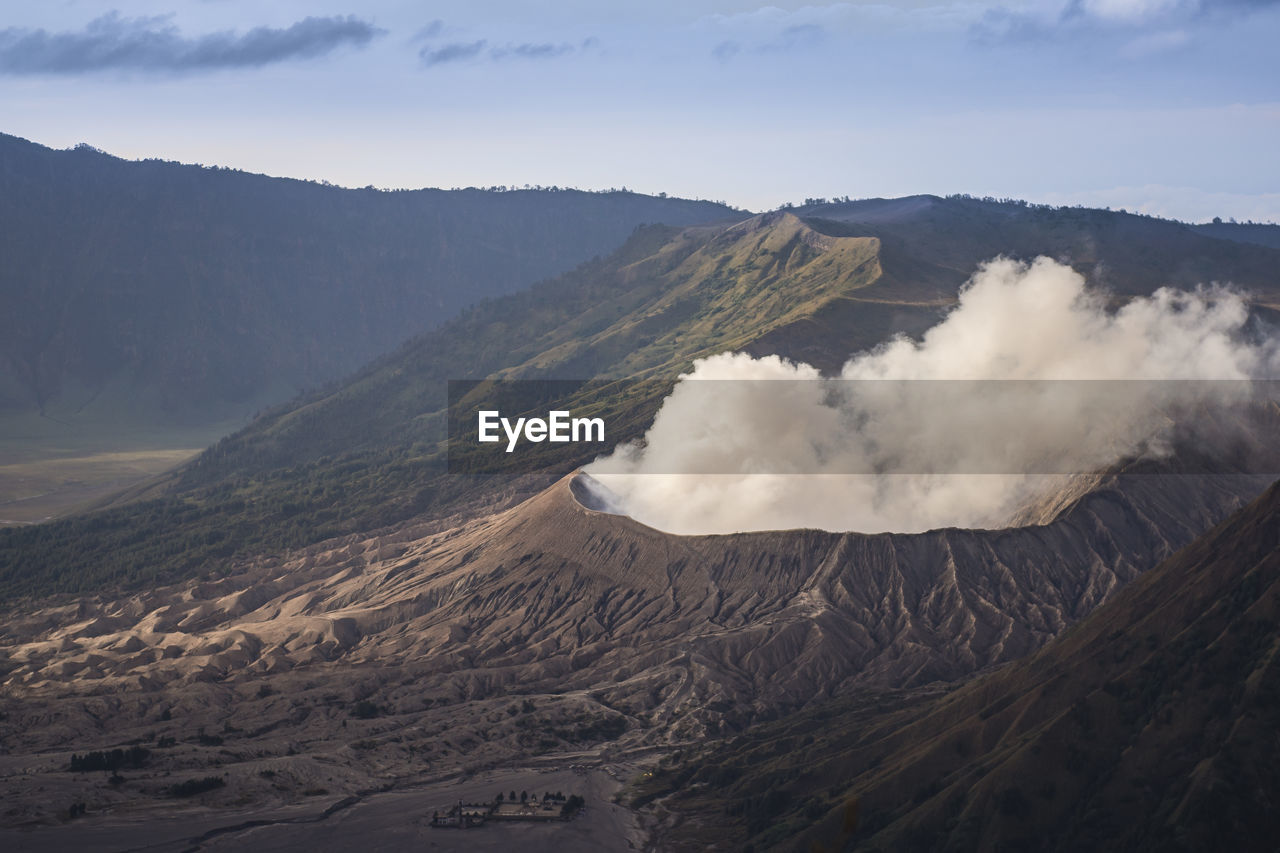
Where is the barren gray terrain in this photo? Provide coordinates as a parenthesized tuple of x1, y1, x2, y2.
(0, 763, 640, 852)
(0, 467, 1270, 845)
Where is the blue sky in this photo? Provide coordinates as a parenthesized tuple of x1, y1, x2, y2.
(2, 1, 1277, 221)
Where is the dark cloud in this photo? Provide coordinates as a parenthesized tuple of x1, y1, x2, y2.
(0, 12, 381, 74)
(419, 35, 595, 67)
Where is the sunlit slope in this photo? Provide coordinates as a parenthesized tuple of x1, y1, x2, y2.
(0, 133, 736, 428)
(189, 212, 881, 474)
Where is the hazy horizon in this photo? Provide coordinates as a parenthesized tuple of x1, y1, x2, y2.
(1, 1, 1277, 222)
(6, 128, 1277, 227)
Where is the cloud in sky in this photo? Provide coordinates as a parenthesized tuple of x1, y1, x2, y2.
(976, 0, 1280, 45)
(701, 2, 989, 62)
(710, 16, 830, 63)
(419, 35, 595, 67)
(413, 20, 445, 42)
(1064, 0, 1280, 24)
(492, 41, 578, 60)
(0, 2, 1273, 222)
(420, 40, 488, 66)
(0, 12, 382, 75)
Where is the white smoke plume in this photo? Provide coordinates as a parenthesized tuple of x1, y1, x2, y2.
(585, 256, 1279, 534)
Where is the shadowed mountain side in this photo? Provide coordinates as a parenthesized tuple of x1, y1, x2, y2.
(640, 478, 1280, 852)
(0, 132, 738, 425)
(839, 476, 1280, 853)
(2, 469, 1268, 741)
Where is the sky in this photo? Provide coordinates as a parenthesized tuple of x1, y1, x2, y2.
(1, 0, 1278, 221)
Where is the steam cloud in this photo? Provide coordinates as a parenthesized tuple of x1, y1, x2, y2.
(585, 256, 1279, 535)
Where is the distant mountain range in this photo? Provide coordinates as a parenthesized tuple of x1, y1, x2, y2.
(0, 133, 735, 425)
(1192, 220, 1280, 250)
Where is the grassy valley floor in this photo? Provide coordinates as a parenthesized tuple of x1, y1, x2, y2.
(0, 415, 240, 526)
